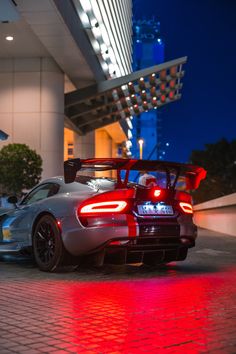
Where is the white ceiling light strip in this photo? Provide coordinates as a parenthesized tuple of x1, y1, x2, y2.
(74, 0, 132, 79)
(109, 0, 131, 63)
(96, 0, 126, 76)
(103, 0, 131, 73)
(113, 0, 132, 60)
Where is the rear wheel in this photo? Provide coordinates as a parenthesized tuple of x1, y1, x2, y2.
(33, 215, 65, 272)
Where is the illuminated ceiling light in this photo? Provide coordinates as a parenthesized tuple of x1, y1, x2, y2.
(161, 94, 166, 102)
(80, 0, 92, 12)
(139, 77, 144, 81)
(128, 129, 132, 139)
(100, 43, 107, 53)
(160, 83, 166, 91)
(169, 79, 176, 89)
(6, 36, 14, 41)
(92, 26, 102, 39)
(128, 82, 132, 86)
(151, 73, 155, 77)
(91, 39, 100, 52)
(126, 140, 132, 148)
(90, 17, 98, 27)
(126, 118, 133, 129)
(101, 61, 109, 72)
(142, 90, 145, 93)
(80, 12, 90, 26)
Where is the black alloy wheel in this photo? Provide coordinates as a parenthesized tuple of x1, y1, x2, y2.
(33, 215, 64, 272)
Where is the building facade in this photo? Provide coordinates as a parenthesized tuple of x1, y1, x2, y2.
(0, 0, 133, 179)
(0, 1, 186, 182)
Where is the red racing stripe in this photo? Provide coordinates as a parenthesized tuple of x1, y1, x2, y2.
(126, 214, 138, 237)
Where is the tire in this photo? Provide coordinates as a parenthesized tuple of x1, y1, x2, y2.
(32, 215, 65, 272)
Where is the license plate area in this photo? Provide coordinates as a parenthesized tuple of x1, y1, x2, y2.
(137, 203, 174, 216)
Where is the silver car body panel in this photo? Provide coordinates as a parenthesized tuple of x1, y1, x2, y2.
(0, 176, 197, 257)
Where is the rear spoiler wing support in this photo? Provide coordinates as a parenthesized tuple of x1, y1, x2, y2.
(64, 158, 207, 190)
(64, 159, 82, 184)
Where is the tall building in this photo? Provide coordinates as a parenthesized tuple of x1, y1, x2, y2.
(131, 18, 165, 161)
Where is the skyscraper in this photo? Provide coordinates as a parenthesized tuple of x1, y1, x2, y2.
(131, 18, 165, 161)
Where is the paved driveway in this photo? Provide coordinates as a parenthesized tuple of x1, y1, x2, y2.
(0, 229, 236, 354)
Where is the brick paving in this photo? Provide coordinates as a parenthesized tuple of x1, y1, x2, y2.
(0, 229, 236, 354)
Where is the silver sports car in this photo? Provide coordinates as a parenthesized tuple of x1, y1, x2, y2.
(0, 158, 206, 271)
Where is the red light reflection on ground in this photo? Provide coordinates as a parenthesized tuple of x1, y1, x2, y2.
(1, 267, 236, 353)
(57, 270, 235, 353)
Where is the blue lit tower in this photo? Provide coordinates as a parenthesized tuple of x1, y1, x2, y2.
(131, 18, 165, 160)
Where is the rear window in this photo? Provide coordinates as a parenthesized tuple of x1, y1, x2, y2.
(75, 175, 115, 191)
(66, 172, 186, 192)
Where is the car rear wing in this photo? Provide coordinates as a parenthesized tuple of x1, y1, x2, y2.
(64, 158, 206, 190)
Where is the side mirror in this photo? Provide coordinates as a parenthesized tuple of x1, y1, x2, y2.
(7, 196, 18, 204)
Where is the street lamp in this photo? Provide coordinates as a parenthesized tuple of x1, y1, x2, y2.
(138, 138, 144, 159)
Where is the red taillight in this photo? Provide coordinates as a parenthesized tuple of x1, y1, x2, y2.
(179, 202, 193, 214)
(80, 201, 127, 214)
(78, 189, 134, 219)
(175, 191, 192, 204)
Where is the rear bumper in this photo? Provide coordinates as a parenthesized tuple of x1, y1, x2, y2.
(85, 239, 191, 265)
(62, 214, 197, 257)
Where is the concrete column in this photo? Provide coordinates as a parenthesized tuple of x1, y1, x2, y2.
(0, 57, 64, 179)
(73, 131, 95, 159)
(95, 130, 112, 158)
(95, 130, 112, 177)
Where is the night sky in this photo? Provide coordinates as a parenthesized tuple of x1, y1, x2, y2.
(134, 0, 236, 162)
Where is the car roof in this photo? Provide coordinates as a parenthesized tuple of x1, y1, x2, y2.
(40, 176, 64, 184)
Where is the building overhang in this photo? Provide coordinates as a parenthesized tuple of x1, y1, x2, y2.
(65, 56, 187, 136)
(96, 121, 128, 144)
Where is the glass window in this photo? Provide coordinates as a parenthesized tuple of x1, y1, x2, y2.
(21, 183, 60, 205)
